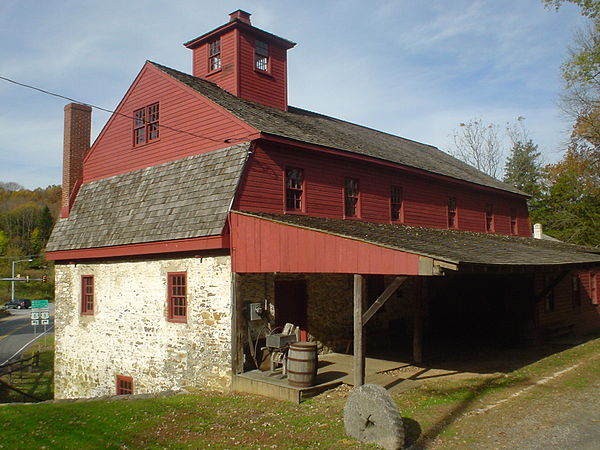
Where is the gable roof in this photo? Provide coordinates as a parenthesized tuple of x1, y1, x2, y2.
(47, 143, 250, 252)
(237, 211, 600, 268)
(151, 62, 526, 197)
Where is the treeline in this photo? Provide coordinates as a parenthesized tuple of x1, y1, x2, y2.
(0, 184, 61, 256)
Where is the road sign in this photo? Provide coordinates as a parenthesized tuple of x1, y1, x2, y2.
(32, 300, 49, 309)
(31, 319, 39, 325)
(31, 312, 39, 320)
(41, 312, 49, 319)
(41, 319, 49, 325)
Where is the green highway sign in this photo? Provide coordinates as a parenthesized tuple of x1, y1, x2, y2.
(32, 300, 49, 309)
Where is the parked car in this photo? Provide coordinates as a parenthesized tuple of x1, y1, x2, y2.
(3, 298, 32, 309)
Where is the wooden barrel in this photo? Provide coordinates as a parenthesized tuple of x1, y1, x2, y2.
(287, 341, 318, 387)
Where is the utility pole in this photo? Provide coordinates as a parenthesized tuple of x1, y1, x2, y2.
(11, 258, 32, 301)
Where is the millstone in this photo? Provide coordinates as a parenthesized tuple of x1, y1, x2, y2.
(343, 384, 404, 450)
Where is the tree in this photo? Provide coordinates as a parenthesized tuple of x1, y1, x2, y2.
(38, 205, 54, 242)
(503, 139, 544, 203)
(450, 119, 504, 178)
(532, 144, 600, 245)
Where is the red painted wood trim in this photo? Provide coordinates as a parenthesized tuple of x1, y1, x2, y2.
(230, 212, 420, 275)
(257, 133, 528, 199)
(46, 235, 229, 261)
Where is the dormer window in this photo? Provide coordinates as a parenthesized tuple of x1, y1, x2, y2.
(255, 40, 269, 71)
(133, 103, 159, 146)
(209, 39, 221, 71)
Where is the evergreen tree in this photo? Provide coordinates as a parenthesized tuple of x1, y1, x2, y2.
(503, 139, 544, 209)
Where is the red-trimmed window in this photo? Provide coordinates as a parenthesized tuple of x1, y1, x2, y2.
(255, 40, 269, 71)
(344, 178, 359, 218)
(510, 208, 517, 235)
(391, 186, 403, 222)
(209, 39, 221, 71)
(285, 167, 304, 211)
(485, 204, 494, 232)
(592, 272, 599, 305)
(133, 103, 159, 146)
(81, 275, 94, 315)
(116, 375, 134, 395)
(448, 197, 457, 228)
(168, 272, 187, 322)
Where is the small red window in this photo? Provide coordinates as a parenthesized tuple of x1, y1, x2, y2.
(133, 103, 159, 146)
(391, 186, 403, 222)
(81, 275, 94, 315)
(448, 197, 457, 228)
(485, 204, 494, 232)
(168, 272, 187, 322)
(285, 167, 304, 211)
(592, 272, 599, 306)
(116, 375, 134, 395)
(209, 39, 221, 71)
(510, 208, 517, 235)
(344, 178, 359, 218)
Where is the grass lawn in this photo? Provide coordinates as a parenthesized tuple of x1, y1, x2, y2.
(0, 334, 599, 449)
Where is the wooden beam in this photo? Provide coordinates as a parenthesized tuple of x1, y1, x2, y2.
(362, 276, 407, 325)
(413, 278, 425, 364)
(231, 273, 244, 375)
(353, 274, 366, 387)
(534, 270, 570, 303)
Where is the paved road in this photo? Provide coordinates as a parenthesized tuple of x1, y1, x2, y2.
(0, 305, 54, 365)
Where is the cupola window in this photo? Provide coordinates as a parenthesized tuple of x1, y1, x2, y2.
(209, 39, 221, 71)
(255, 40, 269, 71)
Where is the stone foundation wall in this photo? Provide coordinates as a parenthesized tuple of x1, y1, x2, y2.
(54, 255, 232, 399)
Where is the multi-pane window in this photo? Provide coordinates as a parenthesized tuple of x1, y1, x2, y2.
(255, 40, 269, 71)
(344, 178, 359, 217)
(133, 103, 159, 146)
(116, 375, 134, 395)
(572, 274, 582, 310)
(209, 39, 221, 71)
(485, 204, 494, 232)
(81, 275, 94, 315)
(510, 208, 517, 235)
(448, 197, 457, 228)
(285, 167, 304, 211)
(390, 186, 403, 221)
(168, 272, 187, 322)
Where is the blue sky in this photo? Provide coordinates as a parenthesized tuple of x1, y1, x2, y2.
(0, 0, 586, 189)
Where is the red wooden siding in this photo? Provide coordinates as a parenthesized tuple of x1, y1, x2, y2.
(82, 63, 257, 183)
(237, 32, 288, 110)
(235, 142, 531, 236)
(194, 30, 238, 94)
(536, 269, 600, 335)
(230, 212, 420, 275)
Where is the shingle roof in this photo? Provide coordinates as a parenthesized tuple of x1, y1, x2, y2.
(47, 143, 250, 252)
(237, 211, 600, 267)
(151, 62, 526, 196)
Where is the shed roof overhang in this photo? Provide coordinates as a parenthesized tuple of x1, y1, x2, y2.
(230, 211, 600, 275)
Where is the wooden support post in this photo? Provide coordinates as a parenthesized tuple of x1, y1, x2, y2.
(354, 274, 366, 387)
(413, 279, 424, 364)
(231, 273, 244, 375)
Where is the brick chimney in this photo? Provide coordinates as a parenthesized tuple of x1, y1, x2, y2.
(184, 10, 296, 111)
(61, 103, 91, 218)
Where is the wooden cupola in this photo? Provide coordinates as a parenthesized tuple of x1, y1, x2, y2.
(184, 10, 296, 111)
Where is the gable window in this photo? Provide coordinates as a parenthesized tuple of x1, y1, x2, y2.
(116, 375, 134, 395)
(485, 204, 494, 232)
(167, 272, 187, 322)
(133, 103, 159, 146)
(209, 39, 221, 71)
(510, 208, 517, 235)
(447, 197, 457, 228)
(81, 275, 94, 315)
(285, 167, 304, 211)
(391, 186, 403, 222)
(255, 40, 269, 71)
(344, 178, 359, 218)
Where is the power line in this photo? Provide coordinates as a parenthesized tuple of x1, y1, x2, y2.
(0, 75, 249, 144)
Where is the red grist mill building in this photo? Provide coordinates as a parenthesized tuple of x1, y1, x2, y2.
(47, 10, 600, 402)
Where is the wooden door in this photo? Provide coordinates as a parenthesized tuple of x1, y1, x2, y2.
(274, 279, 308, 341)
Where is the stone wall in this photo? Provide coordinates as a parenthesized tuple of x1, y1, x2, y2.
(54, 255, 232, 399)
